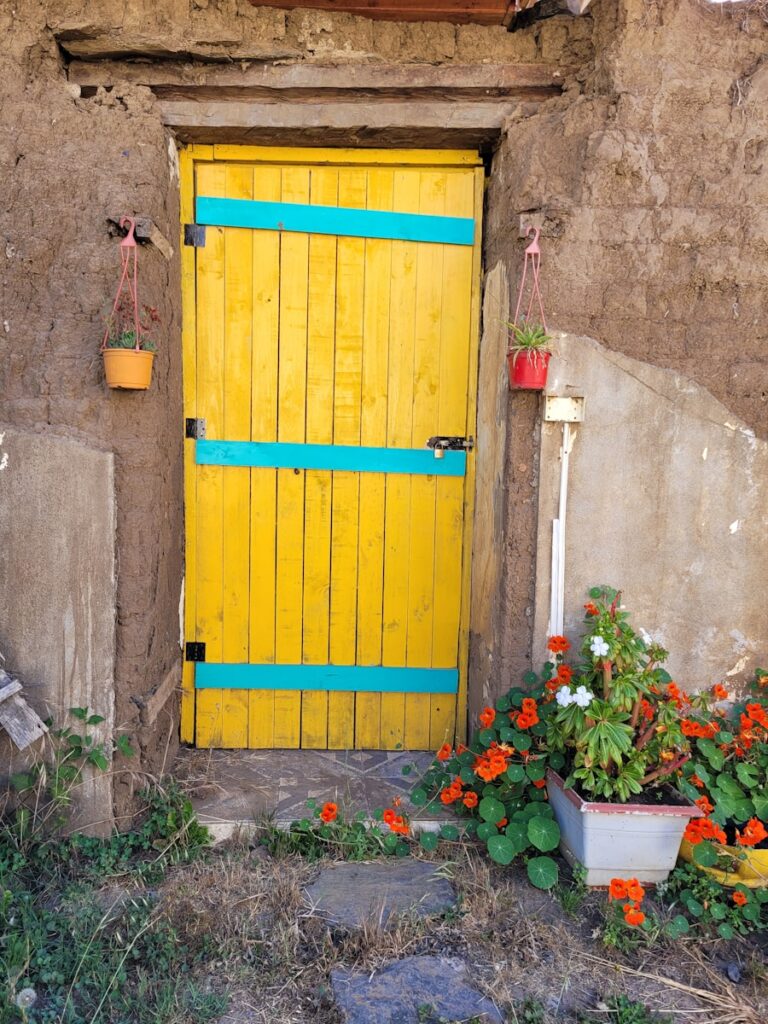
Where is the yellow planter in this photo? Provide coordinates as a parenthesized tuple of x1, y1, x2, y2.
(103, 349, 154, 390)
(679, 839, 768, 888)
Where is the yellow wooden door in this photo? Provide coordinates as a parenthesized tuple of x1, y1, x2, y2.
(180, 146, 483, 750)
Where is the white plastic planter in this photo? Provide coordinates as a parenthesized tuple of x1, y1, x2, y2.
(546, 770, 703, 887)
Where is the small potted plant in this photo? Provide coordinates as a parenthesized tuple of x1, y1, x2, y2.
(676, 668, 768, 888)
(506, 317, 552, 390)
(102, 294, 158, 390)
(543, 587, 704, 886)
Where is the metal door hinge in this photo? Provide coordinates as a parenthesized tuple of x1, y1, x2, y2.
(185, 417, 206, 439)
(184, 224, 206, 247)
(185, 642, 206, 663)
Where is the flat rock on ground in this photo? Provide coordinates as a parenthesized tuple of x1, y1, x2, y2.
(331, 955, 504, 1024)
(304, 860, 455, 928)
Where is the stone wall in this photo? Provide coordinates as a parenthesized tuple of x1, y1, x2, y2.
(484, 0, 768, 698)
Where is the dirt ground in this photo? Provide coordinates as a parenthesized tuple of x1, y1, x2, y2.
(152, 837, 767, 1024)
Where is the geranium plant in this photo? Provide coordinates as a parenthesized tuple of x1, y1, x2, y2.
(546, 586, 707, 802)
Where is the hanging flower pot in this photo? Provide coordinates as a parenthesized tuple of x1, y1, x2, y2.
(507, 226, 552, 391)
(101, 217, 158, 390)
(507, 345, 551, 390)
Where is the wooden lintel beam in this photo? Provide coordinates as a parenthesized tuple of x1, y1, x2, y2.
(68, 60, 567, 95)
(247, 0, 515, 24)
(159, 98, 525, 138)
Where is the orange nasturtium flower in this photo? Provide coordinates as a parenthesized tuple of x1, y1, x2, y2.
(547, 635, 570, 655)
(383, 808, 396, 825)
(557, 664, 573, 683)
(608, 878, 628, 901)
(389, 815, 409, 835)
(479, 706, 496, 729)
(712, 684, 728, 700)
(694, 796, 714, 815)
(623, 903, 646, 927)
(584, 602, 599, 616)
(463, 791, 479, 809)
(625, 878, 645, 903)
(320, 802, 338, 823)
(736, 818, 768, 847)
(436, 743, 452, 762)
(732, 891, 748, 907)
(532, 778, 547, 789)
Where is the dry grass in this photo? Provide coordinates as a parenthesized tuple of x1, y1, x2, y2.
(152, 840, 768, 1024)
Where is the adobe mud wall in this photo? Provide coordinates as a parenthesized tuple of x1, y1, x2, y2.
(483, 0, 768, 703)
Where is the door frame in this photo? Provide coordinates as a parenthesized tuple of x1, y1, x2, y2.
(178, 144, 484, 748)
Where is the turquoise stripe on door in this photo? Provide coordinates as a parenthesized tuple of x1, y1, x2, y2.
(195, 439, 466, 477)
(195, 663, 459, 694)
(196, 195, 475, 246)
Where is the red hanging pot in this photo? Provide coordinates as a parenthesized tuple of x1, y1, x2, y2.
(508, 349, 551, 390)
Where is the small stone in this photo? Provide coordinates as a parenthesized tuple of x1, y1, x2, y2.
(304, 861, 456, 929)
(726, 962, 741, 984)
(332, 956, 504, 1024)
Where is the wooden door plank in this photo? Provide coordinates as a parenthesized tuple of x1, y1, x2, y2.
(429, 169, 475, 749)
(404, 169, 447, 750)
(248, 165, 282, 747)
(220, 163, 253, 747)
(274, 166, 310, 748)
(301, 166, 339, 749)
(328, 167, 367, 750)
(355, 167, 394, 750)
(195, 162, 226, 748)
(380, 168, 420, 751)
(180, 148, 197, 744)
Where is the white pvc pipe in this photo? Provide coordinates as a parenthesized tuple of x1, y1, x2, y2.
(555, 422, 574, 636)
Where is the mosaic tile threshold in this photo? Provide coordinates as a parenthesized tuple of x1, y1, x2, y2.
(174, 748, 449, 843)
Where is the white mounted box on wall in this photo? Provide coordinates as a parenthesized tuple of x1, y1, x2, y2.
(543, 395, 586, 423)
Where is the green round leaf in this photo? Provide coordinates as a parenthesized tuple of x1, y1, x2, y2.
(709, 902, 727, 920)
(419, 831, 439, 852)
(742, 903, 760, 922)
(478, 727, 497, 746)
(718, 922, 735, 940)
(487, 835, 516, 865)
(504, 822, 530, 854)
(506, 764, 526, 783)
(395, 841, 410, 858)
(458, 750, 476, 767)
(410, 787, 427, 806)
(665, 915, 690, 938)
(525, 761, 546, 782)
(463, 820, 478, 837)
(692, 842, 719, 868)
(439, 824, 460, 841)
(479, 796, 505, 823)
(527, 856, 559, 890)
(495, 695, 512, 712)
(460, 766, 477, 785)
(548, 752, 565, 771)
(499, 727, 517, 743)
(523, 671, 538, 686)
(527, 816, 560, 852)
(511, 732, 532, 752)
(477, 822, 499, 841)
(685, 897, 704, 917)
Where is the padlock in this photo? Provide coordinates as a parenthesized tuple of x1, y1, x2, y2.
(433, 446, 445, 460)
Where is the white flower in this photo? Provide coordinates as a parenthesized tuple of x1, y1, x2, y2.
(572, 685, 594, 709)
(16, 989, 37, 1011)
(555, 686, 574, 707)
(589, 635, 610, 658)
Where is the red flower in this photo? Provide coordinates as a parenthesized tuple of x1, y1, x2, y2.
(436, 743, 452, 762)
(497, 818, 508, 828)
(732, 891, 748, 907)
(532, 778, 546, 789)
(389, 814, 408, 835)
(320, 802, 338, 823)
(694, 796, 714, 815)
(463, 791, 478, 809)
(736, 818, 767, 847)
(712, 684, 728, 700)
(557, 664, 573, 683)
(608, 879, 627, 901)
(584, 602, 599, 616)
(623, 903, 646, 927)
(383, 808, 396, 825)
(479, 706, 495, 729)
(547, 635, 570, 655)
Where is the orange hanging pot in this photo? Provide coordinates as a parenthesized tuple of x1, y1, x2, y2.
(103, 349, 154, 390)
(101, 216, 158, 391)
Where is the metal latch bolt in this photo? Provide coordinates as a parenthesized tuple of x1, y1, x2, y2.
(426, 436, 475, 460)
